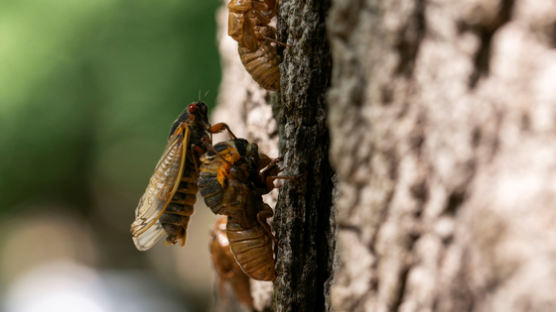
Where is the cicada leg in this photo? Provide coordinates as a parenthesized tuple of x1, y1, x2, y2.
(209, 122, 237, 139)
(259, 156, 298, 191)
(259, 156, 281, 174)
(255, 25, 287, 48)
(200, 122, 237, 167)
(257, 203, 279, 247)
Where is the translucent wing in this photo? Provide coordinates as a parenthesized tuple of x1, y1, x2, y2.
(131, 126, 189, 251)
(132, 222, 166, 251)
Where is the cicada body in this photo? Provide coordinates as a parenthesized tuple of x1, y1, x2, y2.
(228, 0, 280, 91)
(238, 41, 280, 92)
(210, 217, 253, 308)
(228, 0, 277, 49)
(130, 102, 235, 251)
(226, 210, 275, 281)
(199, 139, 279, 281)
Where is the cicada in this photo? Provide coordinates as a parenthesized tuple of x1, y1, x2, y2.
(199, 139, 285, 281)
(210, 217, 254, 308)
(130, 102, 235, 251)
(228, 0, 281, 91)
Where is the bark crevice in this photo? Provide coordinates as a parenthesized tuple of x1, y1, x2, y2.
(458, 0, 516, 87)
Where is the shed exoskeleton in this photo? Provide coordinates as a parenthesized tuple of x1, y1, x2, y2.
(228, 0, 281, 91)
(199, 139, 286, 281)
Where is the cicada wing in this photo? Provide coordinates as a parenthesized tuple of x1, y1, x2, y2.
(131, 126, 189, 250)
(133, 222, 166, 251)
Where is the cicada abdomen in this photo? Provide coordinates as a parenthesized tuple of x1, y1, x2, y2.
(156, 157, 199, 246)
(238, 42, 280, 92)
(130, 102, 235, 251)
(210, 217, 254, 308)
(199, 139, 277, 281)
(226, 211, 276, 281)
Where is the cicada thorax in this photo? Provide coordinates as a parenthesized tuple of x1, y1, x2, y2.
(199, 139, 255, 215)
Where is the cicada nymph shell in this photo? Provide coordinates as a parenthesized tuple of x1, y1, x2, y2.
(228, 0, 281, 91)
(210, 217, 254, 308)
(199, 139, 282, 281)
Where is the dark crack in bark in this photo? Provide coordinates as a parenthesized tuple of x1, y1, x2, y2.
(458, 0, 516, 88)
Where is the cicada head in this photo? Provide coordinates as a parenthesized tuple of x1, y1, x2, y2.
(187, 101, 208, 119)
(169, 102, 210, 138)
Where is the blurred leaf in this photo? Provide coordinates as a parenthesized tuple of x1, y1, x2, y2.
(0, 0, 222, 217)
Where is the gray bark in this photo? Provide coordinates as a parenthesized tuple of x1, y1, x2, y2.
(328, 0, 556, 311)
(215, 0, 556, 311)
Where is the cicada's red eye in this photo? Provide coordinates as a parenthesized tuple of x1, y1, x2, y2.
(188, 103, 197, 113)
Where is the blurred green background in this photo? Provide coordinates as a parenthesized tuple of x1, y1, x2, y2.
(0, 0, 224, 311)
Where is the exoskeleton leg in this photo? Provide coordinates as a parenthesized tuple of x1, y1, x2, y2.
(257, 203, 278, 246)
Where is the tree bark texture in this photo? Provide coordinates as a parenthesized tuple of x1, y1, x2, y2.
(274, 0, 334, 311)
(214, 0, 334, 311)
(328, 0, 556, 311)
(216, 0, 556, 311)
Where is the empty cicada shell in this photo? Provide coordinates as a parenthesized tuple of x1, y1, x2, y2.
(199, 139, 285, 281)
(210, 217, 254, 308)
(228, 0, 281, 91)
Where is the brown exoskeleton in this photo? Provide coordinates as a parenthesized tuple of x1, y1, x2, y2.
(228, 0, 281, 91)
(130, 102, 235, 251)
(210, 217, 254, 308)
(199, 139, 286, 281)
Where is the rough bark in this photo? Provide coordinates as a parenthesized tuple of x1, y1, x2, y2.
(216, 0, 556, 311)
(213, 0, 334, 311)
(273, 0, 335, 311)
(328, 0, 556, 311)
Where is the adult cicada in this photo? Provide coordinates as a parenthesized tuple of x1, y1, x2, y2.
(130, 102, 235, 251)
(228, 0, 281, 91)
(210, 217, 253, 308)
(199, 139, 286, 281)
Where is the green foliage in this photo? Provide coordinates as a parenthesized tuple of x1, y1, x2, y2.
(0, 0, 222, 213)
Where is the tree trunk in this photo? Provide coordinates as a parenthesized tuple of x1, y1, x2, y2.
(328, 0, 556, 311)
(214, 0, 334, 311)
(273, 0, 335, 311)
(215, 0, 556, 311)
